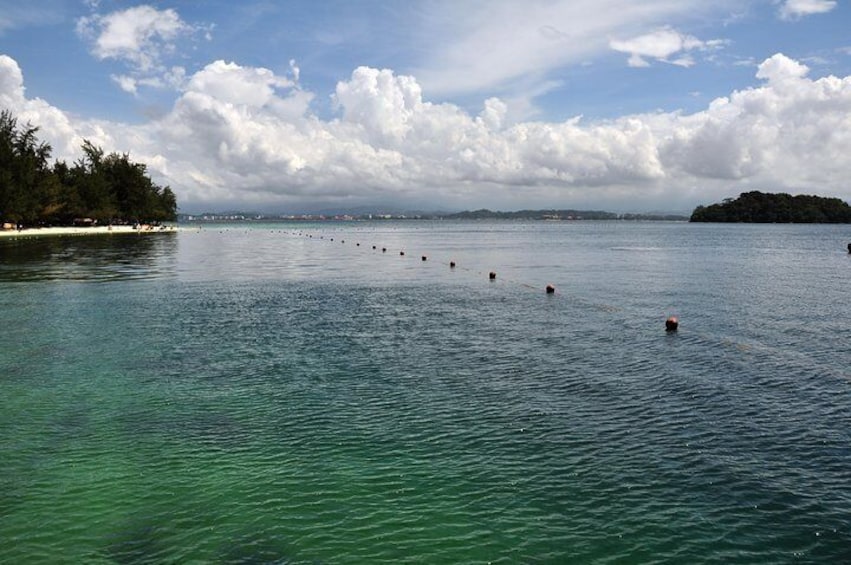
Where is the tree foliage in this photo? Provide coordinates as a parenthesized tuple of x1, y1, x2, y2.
(690, 191, 851, 223)
(0, 109, 177, 226)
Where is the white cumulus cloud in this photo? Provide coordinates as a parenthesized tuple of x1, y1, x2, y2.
(333, 67, 425, 144)
(77, 5, 189, 71)
(778, 0, 837, 20)
(76, 5, 207, 96)
(755, 52, 810, 83)
(0, 54, 25, 103)
(610, 28, 728, 68)
(186, 61, 297, 109)
(659, 53, 851, 189)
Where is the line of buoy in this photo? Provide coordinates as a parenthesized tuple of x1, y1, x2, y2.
(296, 230, 682, 333)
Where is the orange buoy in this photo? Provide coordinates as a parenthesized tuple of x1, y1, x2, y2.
(546, 284, 555, 294)
(665, 316, 679, 332)
(489, 271, 496, 280)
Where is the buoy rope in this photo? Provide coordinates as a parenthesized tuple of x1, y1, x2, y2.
(286, 228, 850, 382)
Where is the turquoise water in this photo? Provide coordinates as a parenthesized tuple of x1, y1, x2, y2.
(1, 222, 849, 563)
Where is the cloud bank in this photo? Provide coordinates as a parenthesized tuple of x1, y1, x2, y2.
(1, 52, 850, 212)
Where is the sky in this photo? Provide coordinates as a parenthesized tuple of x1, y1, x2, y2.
(0, 0, 850, 214)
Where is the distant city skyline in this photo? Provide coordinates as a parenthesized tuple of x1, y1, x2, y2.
(1, 0, 850, 213)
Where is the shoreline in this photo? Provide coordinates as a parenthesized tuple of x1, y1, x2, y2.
(0, 225, 183, 239)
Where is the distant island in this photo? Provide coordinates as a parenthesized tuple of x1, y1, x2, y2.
(440, 209, 687, 221)
(0, 110, 177, 230)
(690, 191, 851, 223)
(180, 209, 688, 222)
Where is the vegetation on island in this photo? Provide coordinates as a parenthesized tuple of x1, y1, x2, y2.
(0, 110, 177, 227)
(690, 191, 851, 223)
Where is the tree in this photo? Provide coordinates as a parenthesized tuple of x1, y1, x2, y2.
(0, 110, 57, 224)
(0, 110, 178, 225)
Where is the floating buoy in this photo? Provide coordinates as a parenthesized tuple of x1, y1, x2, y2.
(372, 245, 376, 249)
(341, 240, 345, 243)
(665, 316, 679, 332)
(382, 247, 387, 253)
(422, 255, 427, 261)
(847, 242, 851, 254)
(400, 251, 405, 256)
(330, 238, 334, 241)
(449, 261, 456, 268)
(356, 243, 360, 246)
(546, 284, 555, 294)
(489, 271, 496, 280)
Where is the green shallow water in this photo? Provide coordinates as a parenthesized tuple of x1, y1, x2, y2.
(1, 223, 849, 563)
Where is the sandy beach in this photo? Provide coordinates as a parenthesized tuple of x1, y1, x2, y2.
(0, 225, 182, 239)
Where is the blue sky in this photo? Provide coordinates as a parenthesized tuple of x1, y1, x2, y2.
(1, 0, 850, 213)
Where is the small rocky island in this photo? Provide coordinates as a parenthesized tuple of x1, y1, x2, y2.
(690, 191, 851, 223)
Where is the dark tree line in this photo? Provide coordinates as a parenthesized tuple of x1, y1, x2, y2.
(690, 191, 851, 223)
(0, 110, 177, 226)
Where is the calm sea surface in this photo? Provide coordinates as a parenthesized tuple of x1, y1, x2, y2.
(0, 221, 849, 563)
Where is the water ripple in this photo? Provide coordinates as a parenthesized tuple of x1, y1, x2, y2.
(1, 223, 850, 562)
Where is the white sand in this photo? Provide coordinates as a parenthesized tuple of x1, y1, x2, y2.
(0, 225, 182, 238)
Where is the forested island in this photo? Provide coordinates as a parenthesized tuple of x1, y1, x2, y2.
(690, 191, 851, 223)
(0, 110, 177, 228)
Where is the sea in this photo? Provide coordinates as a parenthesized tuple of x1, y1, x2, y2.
(0, 220, 849, 564)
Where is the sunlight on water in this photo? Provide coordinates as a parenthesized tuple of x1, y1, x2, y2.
(1, 221, 849, 563)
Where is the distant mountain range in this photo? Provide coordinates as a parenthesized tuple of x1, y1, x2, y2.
(442, 209, 688, 221)
(178, 209, 689, 222)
